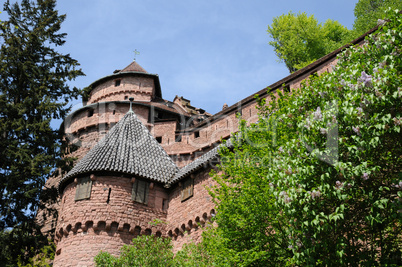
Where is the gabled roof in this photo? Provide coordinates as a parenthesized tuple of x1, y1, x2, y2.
(119, 61, 148, 73)
(170, 139, 233, 185)
(59, 110, 178, 192)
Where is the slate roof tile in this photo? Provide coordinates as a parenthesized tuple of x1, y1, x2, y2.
(59, 111, 178, 192)
(170, 139, 233, 184)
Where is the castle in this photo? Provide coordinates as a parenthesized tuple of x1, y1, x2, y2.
(36, 27, 374, 266)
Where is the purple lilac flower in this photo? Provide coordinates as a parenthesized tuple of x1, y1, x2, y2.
(348, 83, 355, 90)
(392, 181, 402, 189)
(335, 181, 343, 190)
(320, 128, 327, 135)
(305, 118, 311, 129)
(284, 197, 292, 203)
(358, 71, 372, 87)
(313, 107, 322, 121)
(279, 146, 284, 153)
(377, 19, 386, 26)
(340, 79, 346, 86)
(393, 117, 401, 126)
(310, 190, 321, 199)
(362, 173, 369, 181)
(352, 126, 361, 136)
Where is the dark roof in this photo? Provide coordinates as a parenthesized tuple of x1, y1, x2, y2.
(59, 111, 178, 192)
(170, 139, 233, 184)
(119, 61, 148, 73)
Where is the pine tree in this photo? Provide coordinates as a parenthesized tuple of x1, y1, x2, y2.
(0, 0, 83, 265)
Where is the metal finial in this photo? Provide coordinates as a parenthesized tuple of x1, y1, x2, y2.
(133, 49, 140, 61)
(129, 97, 134, 112)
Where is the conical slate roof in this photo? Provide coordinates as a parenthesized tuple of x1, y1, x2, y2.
(59, 110, 178, 191)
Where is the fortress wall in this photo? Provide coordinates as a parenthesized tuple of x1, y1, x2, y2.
(166, 169, 217, 252)
(87, 76, 154, 105)
(54, 175, 168, 266)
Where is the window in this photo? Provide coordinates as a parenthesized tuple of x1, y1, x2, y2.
(115, 79, 121, 87)
(175, 134, 182, 142)
(88, 109, 94, 117)
(132, 179, 149, 204)
(181, 178, 193, 201)
(194, 131, 200, 138)
(162, 199, 168, 211)
(156, 136, 162, 143)
(75, 177, 92, 201)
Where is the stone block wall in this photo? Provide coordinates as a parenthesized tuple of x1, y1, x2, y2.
(54, 175, 168, 266)
(166, 168, 217, 252)
(87, 76, 155, 105)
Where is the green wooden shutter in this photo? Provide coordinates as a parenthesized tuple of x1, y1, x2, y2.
(75, 177, 92, 201)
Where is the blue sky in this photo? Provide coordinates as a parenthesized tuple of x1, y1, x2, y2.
(54, 0, 358, 117)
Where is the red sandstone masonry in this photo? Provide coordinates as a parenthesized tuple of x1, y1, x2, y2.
(87, 76, 155, 105)
(54, 176, 168, 266)
(44, 36, 371, 264)
(167, 169, 217, 252)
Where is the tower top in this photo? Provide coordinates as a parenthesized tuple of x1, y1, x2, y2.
(119, 60, 148, 74)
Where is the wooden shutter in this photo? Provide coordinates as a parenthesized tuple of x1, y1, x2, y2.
(132, 179, 149, 204)
(181, 178, 193, 201)
(75, 177, 92, 201)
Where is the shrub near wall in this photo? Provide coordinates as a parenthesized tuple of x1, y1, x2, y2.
(210, 9, 402, 266)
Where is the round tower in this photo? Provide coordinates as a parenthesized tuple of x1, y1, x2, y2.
(63, 61, 163, 162)
(53, 104, 178, 266)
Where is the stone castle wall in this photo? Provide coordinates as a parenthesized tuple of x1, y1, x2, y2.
(54, 175, 168, 266)
(46, 41, 353, 266)
(87, 76, 155, 105)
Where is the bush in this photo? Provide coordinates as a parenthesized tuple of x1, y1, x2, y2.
(209, 8, 402, 266)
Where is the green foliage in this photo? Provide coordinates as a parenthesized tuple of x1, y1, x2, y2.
(17, 241, 55, 267)
(95, 235, 175, 267)
(267, 12, 350, 72)
(353, 0, 402, 36)
(211, 9, 402, 266)
(94, 234, 219, 267)
(0, 0, 83, 265)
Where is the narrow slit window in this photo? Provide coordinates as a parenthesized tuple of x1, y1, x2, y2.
(75, 177, 92, 201)
(132, 179, 150, 204)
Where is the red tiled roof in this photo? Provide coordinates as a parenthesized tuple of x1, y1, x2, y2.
(119, 61, 148, 73)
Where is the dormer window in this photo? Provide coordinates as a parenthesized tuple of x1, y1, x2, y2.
(115, 79, 121, 87)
